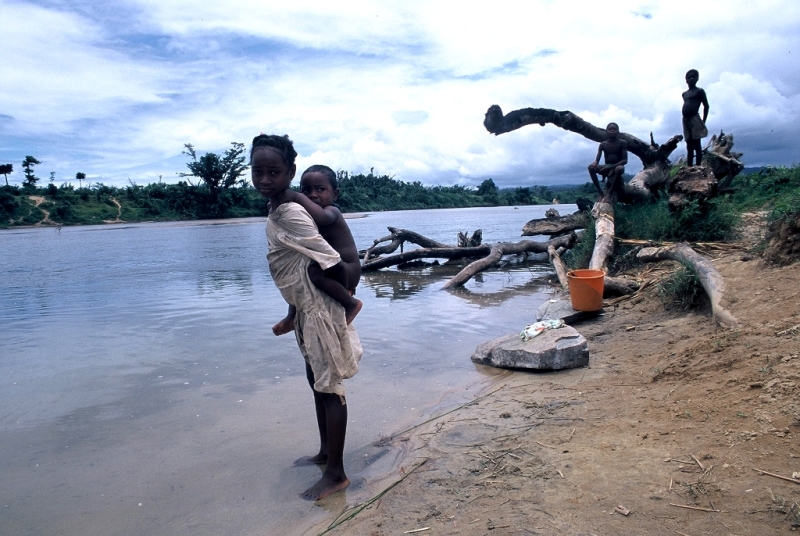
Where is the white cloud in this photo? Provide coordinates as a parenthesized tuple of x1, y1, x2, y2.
(1, 0, 799, 187)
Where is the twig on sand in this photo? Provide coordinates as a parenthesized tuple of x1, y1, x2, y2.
(403, 528, 430, 534)
(691, 454, 706, 471)
(536, 441, 557, 449)
(321, 459, 429, 535)
(379, 385, 506, 443)
(752, 468, 800, 485)
(669, 503, 719, 512)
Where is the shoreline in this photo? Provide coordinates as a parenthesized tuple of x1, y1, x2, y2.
(308, 244, 800, 535)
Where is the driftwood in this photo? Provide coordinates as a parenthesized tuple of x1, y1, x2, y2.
(523, 211, 587, 236)
(483, 105, 684, 204)
(604, 276, 640, 297)
(362, 245, 489, 271)
(589, 202, 615, 272)
(636, 243, 738, 328)
(362, 227, 449, 261)
(669, 166, 718, 210)
(704, 131, 744, 187)
(548, 245, 569, 289)
(441, 233, 577, 289)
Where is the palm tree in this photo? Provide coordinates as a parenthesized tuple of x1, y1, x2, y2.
(0, 164, 12, 186)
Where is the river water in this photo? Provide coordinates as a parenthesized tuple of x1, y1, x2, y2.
(0, 204, 572, 535)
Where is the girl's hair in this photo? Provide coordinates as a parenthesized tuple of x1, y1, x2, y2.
(250, 134, 298, 166)
(686, 69, 699, 77)
(302, 165, 337, 189)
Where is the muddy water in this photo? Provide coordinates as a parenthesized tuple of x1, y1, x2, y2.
(0, 205, 571, 535)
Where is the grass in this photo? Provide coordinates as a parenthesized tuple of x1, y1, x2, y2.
(656, 263, 706, 310)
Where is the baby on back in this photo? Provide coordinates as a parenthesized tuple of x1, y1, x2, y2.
(271, 165, 362, 334)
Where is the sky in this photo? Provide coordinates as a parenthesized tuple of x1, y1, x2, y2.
(1, 0, 799, 189)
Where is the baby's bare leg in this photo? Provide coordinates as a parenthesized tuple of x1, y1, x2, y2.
(308, 262, 362, 324)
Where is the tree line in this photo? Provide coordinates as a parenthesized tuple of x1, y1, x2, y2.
(1, 144, 595, 227)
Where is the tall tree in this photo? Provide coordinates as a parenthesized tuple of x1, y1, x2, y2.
(0, 163, 11, 186)
(22, 156, 41, 188)
(179, 142, 248, 200)
(76, 172, 86, 188)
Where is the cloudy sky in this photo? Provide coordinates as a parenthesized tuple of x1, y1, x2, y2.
(1, 0, 798, 189)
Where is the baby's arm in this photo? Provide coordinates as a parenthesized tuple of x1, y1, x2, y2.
(272, 304, 296, 336)
(282, 190, 339, 228)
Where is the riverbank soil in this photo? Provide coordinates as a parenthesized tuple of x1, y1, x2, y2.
(325, 216, 800, 535)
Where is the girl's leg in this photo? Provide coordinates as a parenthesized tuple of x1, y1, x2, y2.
(300, 390, 349, 500)
(293, 362, 328, 466)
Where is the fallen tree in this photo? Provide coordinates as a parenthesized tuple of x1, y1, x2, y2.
(483, 105, 683, 203)
(636, 242, 738, 328)
(441, 233, 576, 289)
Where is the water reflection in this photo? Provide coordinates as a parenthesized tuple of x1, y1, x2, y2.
(361, 259, 554, 304)
(196, 270, 254, 295)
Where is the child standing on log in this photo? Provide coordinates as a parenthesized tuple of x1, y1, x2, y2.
(251, 134, 362, 501)
(588, 122, 628, 201)
(682, 69, 709, 166)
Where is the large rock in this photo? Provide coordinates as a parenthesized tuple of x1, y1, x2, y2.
(537, 299, 600, 323)
(471, 326, 589, 370)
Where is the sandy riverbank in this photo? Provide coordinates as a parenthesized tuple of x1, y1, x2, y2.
(310, 221, 800, 535)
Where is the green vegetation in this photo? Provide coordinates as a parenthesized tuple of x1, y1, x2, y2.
(179, 143, 248, 202)
(0, 164, 12, 186)
(22, 156, 41, 189)
(0, 168, 558, 228)
(335, 172, 554, 212)
(613, 165, 800, 244)
(656, 263, 705, 309)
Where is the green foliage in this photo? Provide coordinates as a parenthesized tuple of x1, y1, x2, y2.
(0, 185, 22, 221)
(334, 171, 558, 212)
(179, 143, 248, 205)
(727, 166, 800, 215)
(657, 263, 705, 310)
(22, 156, 41, 188)
(564, 218, 594, 270)
(615, 197, 739, 243)
(0, 163, 12, 186)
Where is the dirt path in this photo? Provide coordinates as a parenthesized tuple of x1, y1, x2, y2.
(316, 223, 800, 535)
(102, 197, 125, 223)
(27, 195, 54, 226)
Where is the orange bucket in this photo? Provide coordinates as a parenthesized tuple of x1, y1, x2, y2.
(567, 269, 605, 312)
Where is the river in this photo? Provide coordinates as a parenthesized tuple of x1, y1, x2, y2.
(0, 204, 572, 535)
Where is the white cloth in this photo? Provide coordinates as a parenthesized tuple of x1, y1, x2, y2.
(266, 202, 362, 396)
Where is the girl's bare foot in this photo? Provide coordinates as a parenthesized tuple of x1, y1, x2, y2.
(344, 299, 362, 325)
(292, 453, 327, 466)
(300, 475, 350, 501)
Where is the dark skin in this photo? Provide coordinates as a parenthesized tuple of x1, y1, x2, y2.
(588, 123, 628, 201)
(251, 146, 350, 501)
(273, 172, 362, 331)
(682, 71, 709, 166)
